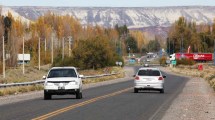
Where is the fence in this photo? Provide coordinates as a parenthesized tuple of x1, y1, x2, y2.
(0, 73, 118, 88)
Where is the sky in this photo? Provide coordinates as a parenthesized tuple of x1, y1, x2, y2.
(0, 0, 215, 7)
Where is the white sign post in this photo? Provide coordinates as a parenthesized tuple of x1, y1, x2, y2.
(118, 62, 122, 67)
(115, 61, 119, 66)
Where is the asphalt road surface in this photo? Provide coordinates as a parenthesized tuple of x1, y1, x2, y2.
(0, 67, 189, 120)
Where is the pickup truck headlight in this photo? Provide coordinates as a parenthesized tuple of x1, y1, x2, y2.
(69, 81, 78, 85)
(44, 82, 54, 86)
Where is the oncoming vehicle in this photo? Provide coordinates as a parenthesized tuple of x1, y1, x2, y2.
(43, 67, 83, 100)
(134, 67, 166, 93)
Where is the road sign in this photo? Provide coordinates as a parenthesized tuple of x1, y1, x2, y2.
(129, 59, 135, 64)
(118, 62, 122, 66)
(171, 60, 177, 65)
(166, 60, 170, 64)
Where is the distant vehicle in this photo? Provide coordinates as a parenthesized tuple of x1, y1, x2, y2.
(146, 59, 151, 62)
(43, 67, 83, 100)
(170, 53, 213, 62)
(134, 67, 166, 93)
(143, 64, 149, 67)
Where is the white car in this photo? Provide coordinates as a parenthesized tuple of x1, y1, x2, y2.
(43, 67, 83, 100)
(134, 67, 166, 93)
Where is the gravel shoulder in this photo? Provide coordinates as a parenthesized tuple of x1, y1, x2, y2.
(161, 67, 215, 120)
(0, 66, 135, 106)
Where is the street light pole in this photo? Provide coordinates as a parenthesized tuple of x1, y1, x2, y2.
(62, 37, 65, 60)
(51, 37, 53, 64)
(181, 35, 183, 53)
(45, 38, 46, 60)
(168, 38, 170, 55)
(38, 38, 40, 70)
(3, 36, 5, 78)
(182, 36, 183, 53)
(173, 39, 174, 54)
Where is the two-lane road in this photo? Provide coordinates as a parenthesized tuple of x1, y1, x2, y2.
(0, 67, 189, 120)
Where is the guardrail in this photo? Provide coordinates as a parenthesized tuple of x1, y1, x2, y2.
(0, 73, 119, 88)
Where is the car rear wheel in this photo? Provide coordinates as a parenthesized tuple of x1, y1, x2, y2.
(134, 88, 138, 93)
(76, 89, 83, 99)
(160, 89, 164, 93)
(44, 91, 52, 100)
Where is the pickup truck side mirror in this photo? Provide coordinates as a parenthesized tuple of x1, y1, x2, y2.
(42, 75, 46, 80)
(79, 75, 84, 78)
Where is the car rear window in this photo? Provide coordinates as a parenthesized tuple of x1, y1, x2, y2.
(138, 70, 160, 76)
(47, 69, 77, 78)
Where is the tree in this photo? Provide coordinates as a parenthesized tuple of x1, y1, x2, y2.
(70, 36, 121, 69)
(125, 36, 138, 53)
(147, 39, 161, 52)
(115, 24, 129, 36)
(130, 31, 146, 53)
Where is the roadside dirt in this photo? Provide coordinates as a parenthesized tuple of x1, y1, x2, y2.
(161, 67, 215, 120)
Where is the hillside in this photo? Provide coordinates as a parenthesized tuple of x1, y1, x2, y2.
(7, 6, 215, 28)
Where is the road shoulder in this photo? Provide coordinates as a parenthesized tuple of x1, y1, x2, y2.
(161, 67, 215, 120)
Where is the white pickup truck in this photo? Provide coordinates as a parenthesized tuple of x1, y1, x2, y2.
(43, 67, 83, 100)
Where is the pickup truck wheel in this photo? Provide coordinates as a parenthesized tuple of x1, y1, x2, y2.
(76, 89, 82, 99)
(44, 92, 52, 100)
(134, 88, 138, 93)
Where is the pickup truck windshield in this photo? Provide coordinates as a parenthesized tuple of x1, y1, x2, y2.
(47, 69, 77, 78)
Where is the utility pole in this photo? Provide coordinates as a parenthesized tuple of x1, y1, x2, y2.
(181, 35, 183, 53)
(62, 37, 65, 60)
(182, 36, 183, 53)
(168, 38, 170, 55)
(45, 38, 46, 60)
(38, 38, 40, 70)
(173, 39, 174, 54)
(51, 37, 53, 64)
(3, 36, 5, 78)
(214, 39, 215, 65)
(23, 37, 25, 74)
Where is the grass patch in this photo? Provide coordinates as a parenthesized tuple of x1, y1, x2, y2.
(169, 64, 215, 91)
(0, 66, 124, 96)
(0, 85, 44, 96)
(83, 72, 124, 84)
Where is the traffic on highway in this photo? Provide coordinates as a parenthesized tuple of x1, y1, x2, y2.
(0, 65, 190, 120)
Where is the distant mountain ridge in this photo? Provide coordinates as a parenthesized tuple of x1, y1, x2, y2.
(4, 6, 215, 29)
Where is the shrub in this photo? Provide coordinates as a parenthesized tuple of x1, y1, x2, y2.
(7, 89, 16, 95)
(159, 56, 167, 66)
(177, 58, 195, 65)
(34, 85, 44, 90)
(0, 61, 2, 74)
(18, 87, 28, 93)
(0, 91, 4, 96)
(52, 36, 124, 69)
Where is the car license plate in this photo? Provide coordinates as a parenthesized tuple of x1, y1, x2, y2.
(58, 86, 65, 89)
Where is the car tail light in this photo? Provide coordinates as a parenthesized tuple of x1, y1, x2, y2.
(135, 76, 139, 80)
(158, 76, 163, 80)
